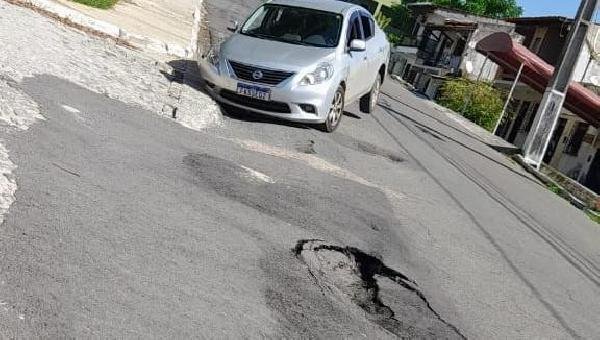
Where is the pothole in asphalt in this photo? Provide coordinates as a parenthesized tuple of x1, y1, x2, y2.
(331, 134, 405, 163)
(295, 240, 465, 339)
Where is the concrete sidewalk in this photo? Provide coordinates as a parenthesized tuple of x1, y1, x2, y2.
(45, 0, 200, 57)
(389, 76, 520, 154)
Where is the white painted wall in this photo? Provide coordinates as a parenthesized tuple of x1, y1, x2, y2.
(572, 24, 600, 84)
(554, 119, 599, 182)
(462, 25, 517, 81)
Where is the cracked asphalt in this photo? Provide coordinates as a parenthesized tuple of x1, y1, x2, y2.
(1, 1, 600, 338)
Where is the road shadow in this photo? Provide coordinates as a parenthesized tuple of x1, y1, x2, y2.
(160, 59, 207, 94)
(222, 106, 366, 131)
(220, 103, 312, 130)
(411, 90, 431, 100)
(343, 111, 361, 119)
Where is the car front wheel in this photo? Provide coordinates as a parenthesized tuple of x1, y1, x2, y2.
(321, 85, 345, 133)
(360, 74, 382, 114)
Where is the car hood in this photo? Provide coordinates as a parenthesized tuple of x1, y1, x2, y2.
(221, 34, 336, 72)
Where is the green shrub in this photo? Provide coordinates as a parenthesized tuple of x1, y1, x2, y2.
(386, 32, 402, 46)
(70, 0, 118, 9)
(385, 4, 414, 34)
(438, 78, 504, 132)
(547, 183, 562, 195)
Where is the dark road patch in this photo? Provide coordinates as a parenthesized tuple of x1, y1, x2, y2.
(331, 134, 405, 163)
(343, 111, 361, 119)
(183, 153, 401, 239)
(295, 240, 465, 339)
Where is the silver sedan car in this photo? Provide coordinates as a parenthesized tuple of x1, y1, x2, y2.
(199, 0, 390, 132)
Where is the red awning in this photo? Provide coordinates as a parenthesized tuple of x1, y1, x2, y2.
(476, 32, 600, 128)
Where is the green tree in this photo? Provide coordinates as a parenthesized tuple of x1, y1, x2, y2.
(387, 4, 414, 32)
(418, 0, 523, 19)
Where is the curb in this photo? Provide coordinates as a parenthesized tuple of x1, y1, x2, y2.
(511, 155, 588, 209)
(14, 0, 200, 59)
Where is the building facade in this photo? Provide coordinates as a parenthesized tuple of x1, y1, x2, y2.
(390, 8, 600, 194)
(391, 4, 518, 98)
(494, 17, 600, 193)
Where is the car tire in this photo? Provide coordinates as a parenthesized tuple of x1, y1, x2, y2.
(359, 74, 382, 114)
(320, 85, 345, 133)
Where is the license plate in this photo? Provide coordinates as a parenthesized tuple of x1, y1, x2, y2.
(236, 83, 271, 101)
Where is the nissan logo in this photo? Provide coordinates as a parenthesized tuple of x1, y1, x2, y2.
(252, 70, 264, 80)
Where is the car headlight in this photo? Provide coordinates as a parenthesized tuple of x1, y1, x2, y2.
(300, 62, 334, 85)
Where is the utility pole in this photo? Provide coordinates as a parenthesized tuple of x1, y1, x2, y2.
(522, 0, 599, 168)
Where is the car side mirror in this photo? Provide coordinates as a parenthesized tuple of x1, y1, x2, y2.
(227, 20, 239, 32)
(349, 39, 366, 52)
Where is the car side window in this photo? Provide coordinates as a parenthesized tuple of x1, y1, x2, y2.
(360, 14, 373, 40)
(346, 13, 364, 47)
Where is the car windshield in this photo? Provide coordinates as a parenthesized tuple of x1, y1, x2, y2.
(241, 5, 342, 48)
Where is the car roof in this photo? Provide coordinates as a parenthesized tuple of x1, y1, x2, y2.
(267, 0, 360, 15)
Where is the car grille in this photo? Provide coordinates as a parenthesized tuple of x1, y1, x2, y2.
(228, 60, 295, 86)
(220, 90, 291, 113)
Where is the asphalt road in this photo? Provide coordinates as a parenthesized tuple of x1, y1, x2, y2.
(204, 0, 262, 43)
(1, 1, 600, 337)
(1, 71, 599, 338)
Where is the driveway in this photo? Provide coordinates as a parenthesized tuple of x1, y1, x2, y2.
(1, 1, 600, 338)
